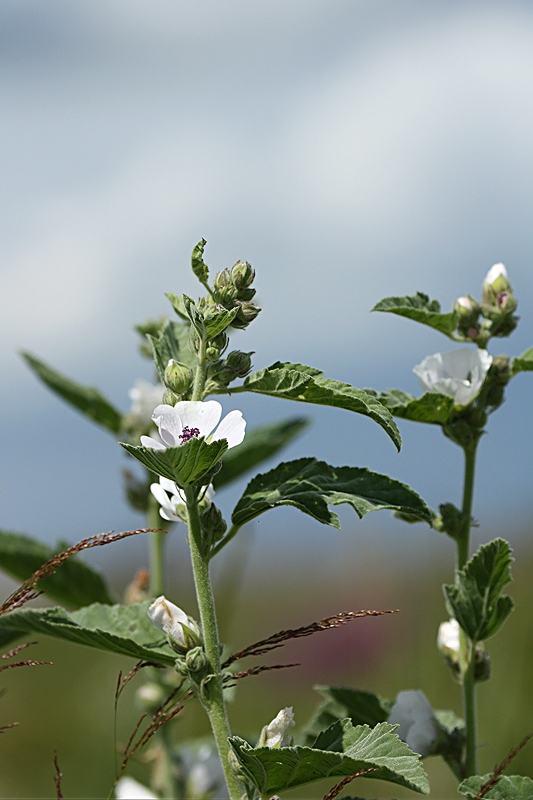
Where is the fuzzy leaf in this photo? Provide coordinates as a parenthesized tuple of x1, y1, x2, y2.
(182, 295, 206, 338)
(21, 352, 122, 434)
(372, 292, 458, 337)
(204, 306, 240, 338)
(365, 388, 454, 425)
(213, 417, 309, 489)
(148, 319, 195, 381)
(0, 602, 176, 665)
(121, 437, 228, 486)
(241, 362, 401, 450)
(459, 775, 533, 799)
(443, 538, 514, 642)
(191, 238, 209, 283)
(229, 720, 429, 795)
(512, 346, 533, 374)
(303, 687, 392, 746)
(231, 458, 432, 528)
(0, 530, 113, 608)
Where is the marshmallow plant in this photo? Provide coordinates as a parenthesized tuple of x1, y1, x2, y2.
(5, 248, 530, 798)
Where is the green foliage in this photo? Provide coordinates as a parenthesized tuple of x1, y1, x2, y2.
(0, 602, 176, 665)
(371, 292, 458, 337)
(303, 686, 392, 746)
(213, 417, 309, 489)
(512, 346, 533, 374)
(365, 388, 455, 425)
(21, 352, 122, 434)
(203, 306, 239, 339)
(231, 457, 433, 528)
(148, 318, 195, 382)
(240, 362, 402, 450)
(459, 774, 533, 799)
(444, 539, 515, 642)
(0, 530, 113, 608)
(229, 720, 429, 795)
(121, 437, 228, 486)
(191, 237, 209, 284)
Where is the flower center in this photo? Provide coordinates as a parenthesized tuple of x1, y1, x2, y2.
(179, 426, 200, 443)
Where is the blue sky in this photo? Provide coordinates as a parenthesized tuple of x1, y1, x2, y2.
(2, 1, 533, 567)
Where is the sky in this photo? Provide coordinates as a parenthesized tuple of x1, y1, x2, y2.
(2, 0, 533, 571)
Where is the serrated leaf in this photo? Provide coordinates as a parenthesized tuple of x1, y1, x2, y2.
(512, 346, 533, 374)
(121, 437, 228, 486)
(0, 530, 113, 608)
(365, 388, 454, 425)
(204, 306, 239, 338)
(443, 538, 514, 642)
(241, 362, 401, 451)
(0, 602, 176, 665)
(459, 774, 533, 799)
(303, 687, 392, 746)
(21, 352, 122, 434)
(191, 237, 209, 283)
(372, 292, 458, 338)
(230, 721, 429, 795)
(148, 319, 195, 381)
(183, 295, 206, 338)
(231, 458, 432, 528)
(165, 292, 189, 321)
(213, 417, 309, 490)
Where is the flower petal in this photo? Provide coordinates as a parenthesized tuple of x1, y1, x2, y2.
(140, 435, 165, 450)
(159, 476, 178, 494)
(174, 400, 222, 438)
(152, 404, 183, 447)
(211, 410, 246, 449)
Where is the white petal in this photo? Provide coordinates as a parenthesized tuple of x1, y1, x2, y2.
(160, 507, 180, 522)
(152, 404, 183, 447)
(174, 400, 222, 438)
(485, 262, 507, 285)
(388, 690, 438, 756)
(159, 476, 178, 494)
(150, 483, 170, 506)
(140, 435, 166, 450)
(115, 776, 158, 800)
(211, 410, 246, 449)
(147, 596, 188, 643)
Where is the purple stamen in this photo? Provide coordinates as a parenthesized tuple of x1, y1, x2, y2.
(179, 426, 201, 443)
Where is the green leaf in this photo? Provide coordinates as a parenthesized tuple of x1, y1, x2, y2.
(183, 295, 206, 338)
(0, 602, 176, 666)
(0, 629, 26, 651)
(303, 687, 392, 746)
(512, 346, 533, 374)
(372, 292, 458, 338)
(443, 538, 514, 642)
(241, 362, 401, 451)
(204, 306, 240, 338)
(229, 721, 429, 795)
(164, 293, 189, 321)
(231, 458, 433, 528)
(0, 530, 113, 608)
(459, 774, 533, 799)
(213, 417, 309, 490)
(21, 352, 122, 434)
(191, 237, 209, 283)
(148, 319, 195, 381)
(365, 388, 454, 425)
(121, 437, 228, 486)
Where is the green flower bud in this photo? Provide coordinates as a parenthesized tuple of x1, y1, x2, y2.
(231, 260, 255, 289)
(185, 646, 208, 674)
(213, 269, 239, 306)
(164, 359, 194, 394)
(232, 301, 261, 329)
(205, 332, 229, 363)
(162, 389, 179, 406)
(225, 349, 253, 378)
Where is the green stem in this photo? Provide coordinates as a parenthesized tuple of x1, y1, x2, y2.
(192, 338, 208, 402)
(184, 487, 242, 800)
(456, 440, 479, 778)
(148, 494, 166, 597)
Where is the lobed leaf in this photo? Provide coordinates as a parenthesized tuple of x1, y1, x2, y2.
(241, 362, 401, 450)
(459, 774, 533, 799)
(443, 538, 514, 642)
(0, 602, 176, 666)
(365, 388, 454, 425)
(21, 352, 122, 434)
(0, 530, 113, 608)
(512, 346, 533, 375)
(372, 292, 458, 337)
(230, 720, 429, 795)
(231, 458, 433, 528)
(121, 437, 228, 486)
(213, 417, 309, 489)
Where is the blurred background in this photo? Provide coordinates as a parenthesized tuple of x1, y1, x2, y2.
(1, 1, 533, 797)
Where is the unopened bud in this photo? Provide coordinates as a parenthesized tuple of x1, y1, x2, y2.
(147, 596, 201, 654)
(231, 260, 255, 289)
(213, 269, 239, 306)
(225, 350, 253, 378)
(482, 263, 517, 313)
(164, 360, 193, 394)
(437, 619, 460, 665)
(200, 503, 227, 550)
(232, 301, 261, 329)
(162, 389, 179, 406)
(257, 708, 295, 749)
(185, 646, 208, 674)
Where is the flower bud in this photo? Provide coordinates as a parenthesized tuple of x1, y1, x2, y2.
(164, 359, 194, 395)
(232, 301, 261, 329)
(147, 596, 201, 654)
(162, 389, 179, 406)
(200, 503, 227, 551)
(225, 349, 253, 378)
(213, 269, 239, 306)
(185, 645, 208, 674)
(482, 263, 517, 313)
(437, 619, 460, 664)
(257, 707, 295, 749)
(231, 260, 255, 289)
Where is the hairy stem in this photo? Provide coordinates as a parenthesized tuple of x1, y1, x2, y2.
(191, 338, 208, 402)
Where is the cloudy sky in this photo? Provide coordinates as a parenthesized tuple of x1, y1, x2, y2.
(2, 1, 533, 567)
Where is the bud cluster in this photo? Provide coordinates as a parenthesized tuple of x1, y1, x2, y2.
(453, 264, 519, 346)
(212, 261, 261, 330)
(205, 349, 254, 394)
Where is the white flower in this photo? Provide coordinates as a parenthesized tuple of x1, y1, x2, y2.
(257, 707, 295, 748)
(388, 690, 439, 757)
(128, 380, 165, 426)
(140, 400, 246, 451)
(147, 596, 200, 650)
(150, 477, 215, 522)
(115, 776, 158, 799)
(413, 347, 492, 407)
(437, 618, 460, 663)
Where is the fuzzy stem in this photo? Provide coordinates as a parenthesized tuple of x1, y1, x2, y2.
(191, 338, 208, 402)
(185, 486, 242, 799)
